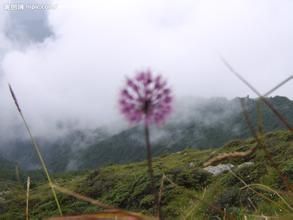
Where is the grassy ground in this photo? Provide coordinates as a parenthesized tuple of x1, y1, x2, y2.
(1, 130, 292, 219)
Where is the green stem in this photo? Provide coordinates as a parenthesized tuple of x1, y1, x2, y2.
(144, 122, 161, 219)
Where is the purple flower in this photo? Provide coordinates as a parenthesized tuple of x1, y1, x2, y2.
(119, 70, 172, 125)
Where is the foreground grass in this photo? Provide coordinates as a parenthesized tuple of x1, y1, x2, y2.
(1, 130, 292, 219)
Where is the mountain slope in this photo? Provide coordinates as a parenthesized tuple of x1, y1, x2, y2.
(1, 96, 292, 172)
(77, 96, 293, 169)
(0, 155, 16, 181)
(1, 130, 292, 219)
(0, 128, 109, 172)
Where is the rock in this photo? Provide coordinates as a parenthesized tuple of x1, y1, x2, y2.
(204, 163, 234, 176)
(237, 161, 254, 169)
(189, 162, 195, 168)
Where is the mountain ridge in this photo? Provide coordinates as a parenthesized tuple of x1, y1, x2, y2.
(0, 96, 292, 172)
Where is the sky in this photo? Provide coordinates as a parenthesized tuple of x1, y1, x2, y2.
(0, 0, 292, 139)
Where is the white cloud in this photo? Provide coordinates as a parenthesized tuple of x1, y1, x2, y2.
(0, 0, 292, 138)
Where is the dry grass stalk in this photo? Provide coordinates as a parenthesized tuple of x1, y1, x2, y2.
(15, 164, 21, 184)
(220, 57, 293, 131)
(205, 73, 293, 167)
(210, 62, 292, 190)
(203, 145, 257, 167)
(26, 176, 30, 220)
(229, 170, 292, 212)
(240, 99, 292, 191)
(51, 184, 154, 220)
(47, 210, 152, 220)
(263, 75, 293, 97)
(8, 83, 63, 216)
(240, 184, 293, 212)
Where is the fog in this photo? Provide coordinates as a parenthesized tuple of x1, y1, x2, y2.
(0, 0, 292, 141)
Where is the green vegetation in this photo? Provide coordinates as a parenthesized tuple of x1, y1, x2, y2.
(0, 156, 17, 181)
(1, 130, 292, 219)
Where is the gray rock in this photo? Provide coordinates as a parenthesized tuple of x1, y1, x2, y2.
(189, 162, 195, 168)
(204, 163, 234, 175)
(238, 161, 254, 169)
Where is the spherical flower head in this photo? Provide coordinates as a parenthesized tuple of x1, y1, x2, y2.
(119, 70, 173, 125)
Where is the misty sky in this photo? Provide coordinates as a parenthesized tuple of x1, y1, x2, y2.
(0, 0, 292, 138)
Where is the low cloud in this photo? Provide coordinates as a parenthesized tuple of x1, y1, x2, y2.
(0, 0, 292, 142)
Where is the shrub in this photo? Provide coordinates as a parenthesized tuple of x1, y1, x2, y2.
(172, 168, 212, 190)
(216, 186, 240, 208)
(224, 164, 266, 186)
(282, 160, 293, 181)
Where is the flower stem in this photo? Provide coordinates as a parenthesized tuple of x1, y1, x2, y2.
(144, 122, 161, 219)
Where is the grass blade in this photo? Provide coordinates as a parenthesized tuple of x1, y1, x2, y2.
(8, 83, 63, 216)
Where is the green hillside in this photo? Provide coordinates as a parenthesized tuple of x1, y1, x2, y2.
(78, 96, 293, 170)
(0, 155, 17, 182)
(1, 130, 292, 219)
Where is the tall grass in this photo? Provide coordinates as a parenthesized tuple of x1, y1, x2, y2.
(220, 58, 293, 190)
(8, 84, 63, 216)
